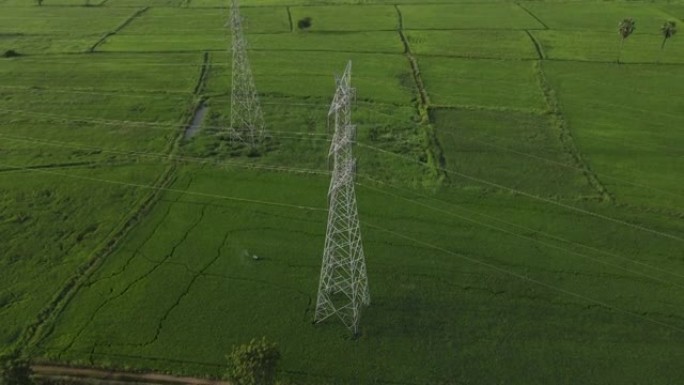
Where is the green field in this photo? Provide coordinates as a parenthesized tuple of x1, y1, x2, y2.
(1, 1, 683, 384)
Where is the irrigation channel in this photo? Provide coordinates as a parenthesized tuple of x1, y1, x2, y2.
(183, 102, 208, 140)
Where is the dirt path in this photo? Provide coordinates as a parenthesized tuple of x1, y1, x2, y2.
(33, 365, 230, 385)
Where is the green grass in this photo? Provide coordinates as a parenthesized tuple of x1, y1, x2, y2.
(105, 0, 184, 6)
(103, 31, 404, 54)
(0, 35, 97, 55)
(541, 60, 684, 212)
(0, 46, 199, 356)
(205, 51, 415, 105)
(418, 57, 546, 111)
(0, 53, 202, 91)
(0, 6, 133, 35)
(0, 162, 166, 354)
(99, 33, 227, 52)
(662, 5, 684, 20)
(182, 94, 429, 185)
(533, 30, 684, 63)
(431, 108, 595, 198)
(405, 30, 539, 59)
(289, 5, 398, 32)
(4, 0, 108, 6)
(115, 6, 289, 35)
(399, 3, 545, 30)
(249, 31, 404, 54)
(2, 1, 684, 383)
(523, 2, 676, 32)
(32, 165, 684, 384)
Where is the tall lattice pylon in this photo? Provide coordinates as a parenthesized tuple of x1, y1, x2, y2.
(314, 61, 370, 335)
(229, 0, 265, 148)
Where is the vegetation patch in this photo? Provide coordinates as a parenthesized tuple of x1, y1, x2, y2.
(418, 57, 547, 111)
(399, 3, 545, 30)
(1, 1, 683, 384)
(405, 30, 539, 60)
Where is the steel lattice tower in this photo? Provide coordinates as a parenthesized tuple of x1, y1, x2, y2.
(314, 61, 370, 335)
(229, 0, 265, 148)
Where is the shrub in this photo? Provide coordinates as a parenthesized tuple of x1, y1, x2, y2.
(3, 50, 20, 58)
(297, 17, 312, 30)
(0, 353, 33, 385)
(226, 337, 280, 385)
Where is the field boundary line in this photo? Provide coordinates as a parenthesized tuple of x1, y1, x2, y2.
(136, 229, 231, 350)
(20, 53, 210, 355)
(364, 221, 684, 335)
(524, 30, 545, 60)
(439, 131, 684, 200)
(0, 163, 327, 213)
(55, 206, 207, 358)
(88, 6, 150, 53)
(0, 134, 331, 176)
(515, 2, 549, 30)
(429, 104, 545, 115)
(534, 60, 613, 202)
(358, 179, 684, 286)
(357, 142, 684, 243)
(404, 52, 538, 61)
(285, 6, 294, 33)
(7, 130, 679, 206)
(0, 161, 99, 173)
(20, 161, 180, 353)
(395, 4, 447, 185)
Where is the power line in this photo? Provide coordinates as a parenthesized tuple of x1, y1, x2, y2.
(357, 180, 684, 287)
(2, 104, 681, 241)
(0, 133, 329, 175)
(357, 142, 684, 242)
(0, 161, 326, 212)
(0, 108, 331, 138)
(6, 131, 682, 287)
(2, 106, 680, 242)
(2, 98, 677, 193)
(363, 222, 684, 335)
(447, 132, 683, 198)
(8, 124, 682, 279)
(2, 161, 682, 334)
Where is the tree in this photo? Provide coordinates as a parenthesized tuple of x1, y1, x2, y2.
(660, 20, 677, 50)
(297, 17, 312, 30)
(0, 353, 33, 385)
(617, 18, 636, 63)
(226, 338, 280, 385)
(35, 0, 43, 5)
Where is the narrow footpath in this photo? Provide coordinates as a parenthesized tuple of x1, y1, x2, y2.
(33, 365, 230, 385)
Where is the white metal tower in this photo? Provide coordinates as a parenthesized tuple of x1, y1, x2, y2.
(229, 0, 265, 148)
(314, 61, 370, 335)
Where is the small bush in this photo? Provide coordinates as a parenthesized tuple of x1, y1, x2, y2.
(0, 353, 33, 385)
(226, 337, 280, 385)
(297, 17, 312, 30)
(3, 50, 20, 58)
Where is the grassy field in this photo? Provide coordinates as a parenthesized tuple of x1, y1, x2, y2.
(1, 0, 683, 384)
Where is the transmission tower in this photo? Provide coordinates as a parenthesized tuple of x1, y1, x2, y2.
(314, 61, 370, 335)
(229, 0, 265, 148)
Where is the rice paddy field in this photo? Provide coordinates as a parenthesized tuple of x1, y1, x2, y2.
(1, 0, 683, 384)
